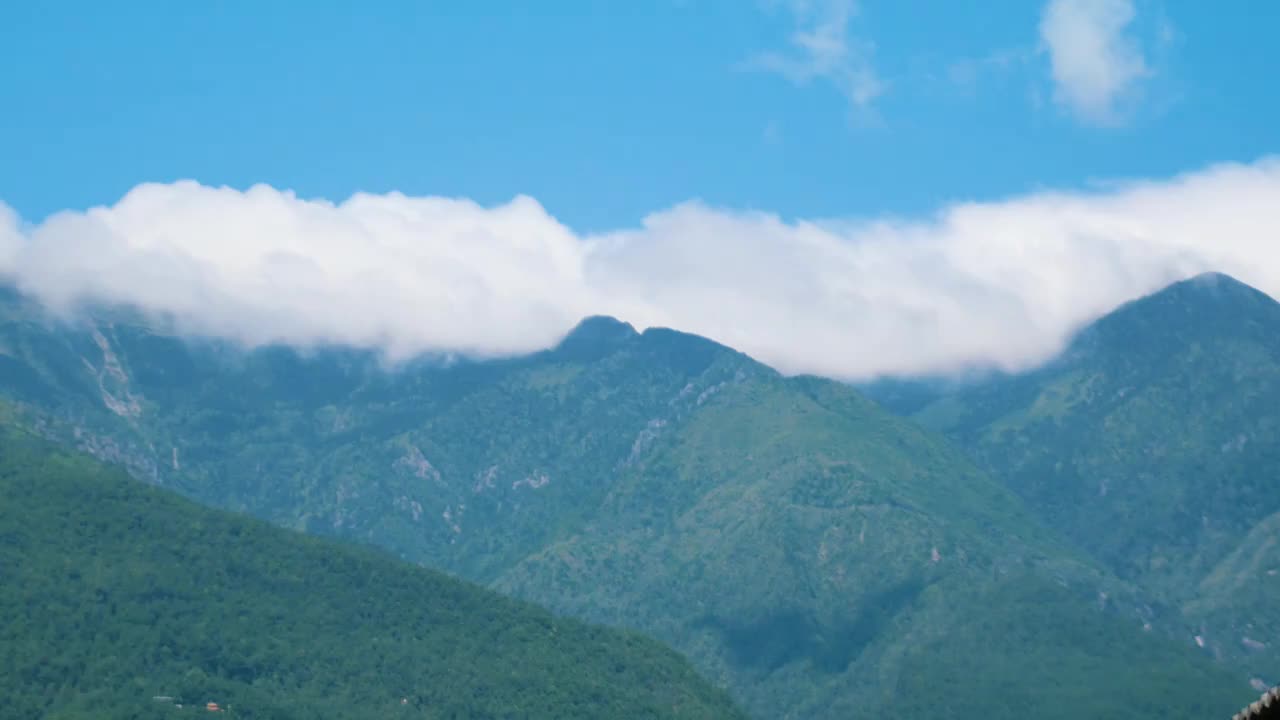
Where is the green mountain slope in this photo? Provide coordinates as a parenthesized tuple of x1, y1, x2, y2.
(492, 374, 1249, 718)
(885, 572, 1246, 720)
(0, 290, 1256, 718)
(896, 272, 1280, 683)
(0, 420, 746, 720)
(1184, 509, 1280, 680)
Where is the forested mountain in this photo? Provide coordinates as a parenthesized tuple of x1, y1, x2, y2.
(0, 420, 746, 719)
(0, 282, 1257, 718)
(876, 272, 1280, 689)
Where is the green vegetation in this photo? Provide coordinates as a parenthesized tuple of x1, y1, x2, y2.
(0, 288, 1261, 718)
(885, 272, 1280, 689)
(884, 575, 1247, 719)
(0, 423, 746, 719)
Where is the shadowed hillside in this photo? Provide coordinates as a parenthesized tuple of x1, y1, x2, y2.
(0, 419, 746, 719)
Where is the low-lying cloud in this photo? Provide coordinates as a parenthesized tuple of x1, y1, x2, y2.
(2, 158, 1279, 380)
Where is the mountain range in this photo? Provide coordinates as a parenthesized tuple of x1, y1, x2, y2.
(863, 272, 1280, 688)
(0, 420, 744, 719)
(0, 273, 1271, 718)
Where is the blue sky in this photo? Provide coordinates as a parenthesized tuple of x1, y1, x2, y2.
(1, 1, 1279, 380)
(2, 0, 1276, 230)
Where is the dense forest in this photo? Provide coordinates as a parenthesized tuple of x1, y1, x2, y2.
(0, 421, 745, 719)
(891, 272, 1280, 683)
(0, 284, 1264, 718)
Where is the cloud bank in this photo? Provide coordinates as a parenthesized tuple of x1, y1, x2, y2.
(3, 159, 1280, 380)
(1040, 0, 1150, 124)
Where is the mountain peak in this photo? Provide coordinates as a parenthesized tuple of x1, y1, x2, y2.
(553, 315, 639, 360)
(1113, 271, 1277, 319)
(1164, 271, 1271, 301)
(1066, 271, 1280, 360)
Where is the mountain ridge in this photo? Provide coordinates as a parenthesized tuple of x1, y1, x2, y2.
(880, 270, 1280, 686)
(0, 278, 1262, 718)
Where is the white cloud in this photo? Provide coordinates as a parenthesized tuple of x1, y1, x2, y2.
(0, 203, 22, 268)
(746, 0, 884, 112)
(1039, 0, 1151, 124)
(3, 159, 1280, 381)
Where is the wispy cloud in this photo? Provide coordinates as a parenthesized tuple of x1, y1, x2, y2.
(1039, 0, 1151, 125)
(744, 0, 884, 114)
(4, 159, 1280, 381)
(945, 48, 1032, 97)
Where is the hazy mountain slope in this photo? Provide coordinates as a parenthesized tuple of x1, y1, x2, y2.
(856, 374, 981, 417)
(0, 419, 746, 720)
(494, 373, 1250, 718)
(912, 272, 1280, 584)
(0, 289, 1257, 718)
(899, 272, 1280, 679)
(1182, 509, 1280, 684)
(883, 572, 1247, 720)
(0, 307, 768, 580)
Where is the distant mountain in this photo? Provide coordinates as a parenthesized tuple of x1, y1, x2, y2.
(0, 286, 1255, 718)
(857, 373, 995, 417)
(895, 272, 1280, 684)
(0, 419, 746, 719)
